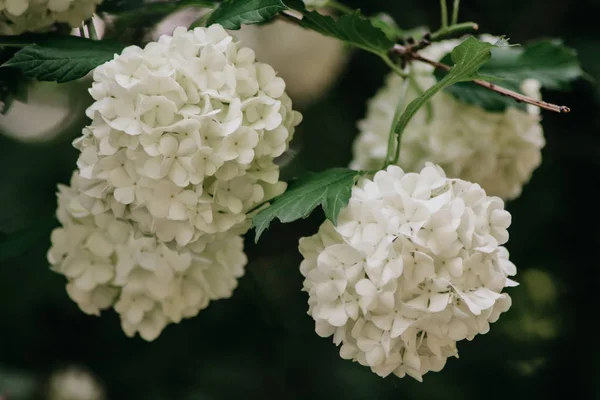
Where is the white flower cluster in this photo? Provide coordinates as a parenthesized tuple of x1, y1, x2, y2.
(49, 172, 247, 341)
(48, 26, 302, 340)
(152, 5, 348, 106)
(78, 25, 301, 245)
(299, 164, 517, 381)
(0, 0, 102, 35)
(47, 365, 105, 400)
(350, 39, 545, 200)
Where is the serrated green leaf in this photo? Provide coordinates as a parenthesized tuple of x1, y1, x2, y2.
(2, 36, 125, 83)
(251, 168, 362, 242)
(298, 10, 394, 56)
(435, 39, 585, 111)
(395, 37, 496, 139)
(208, 0, 303, 30)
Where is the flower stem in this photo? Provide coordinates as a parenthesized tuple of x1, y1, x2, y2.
(430, 21, 478, 42)
(451, 0, 460, 25)
(384, 69, 411, 168)
(86, 18, 98, 40)
(440, 0, 448, 29)
(327, 0, 354, 14)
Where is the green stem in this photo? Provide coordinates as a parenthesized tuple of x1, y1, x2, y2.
(86, 18, 98, 40)
(327, 0, 354, 14)
(451, 0, 460, 25)
(384, 69, 411, 168)
(409, 74, 433, 122)
(430, 21, 478, 41)
(439, 0, 448, 29)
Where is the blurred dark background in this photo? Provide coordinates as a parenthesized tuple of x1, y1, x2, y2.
(0, 0, 598, 399)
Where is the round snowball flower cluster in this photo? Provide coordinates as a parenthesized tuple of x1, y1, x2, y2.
(299, 164, 517, 381)
(48, 25, 302, 340)
(0, 0, 103, 35)
(48, 172, 247, 341)
(350, 38, 545, 200)
(78, 25, 301, 245)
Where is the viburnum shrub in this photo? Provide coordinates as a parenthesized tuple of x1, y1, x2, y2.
(0, 0, 586, 382)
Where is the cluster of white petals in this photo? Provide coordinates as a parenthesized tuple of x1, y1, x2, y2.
(299, 164, 517, 381)
(78, 25, 301, 245)
(0, 0, 102, 35)
(350, 39, 545, 200)
(49, 172, 247, 341)
(152, 6, 348, 106)
(48, 26, 301, 340)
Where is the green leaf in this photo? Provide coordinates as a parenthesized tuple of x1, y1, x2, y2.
(371, 14, 428, 42)
(371, 14, 404, 42)
(395, 37, 496, 139)
(2, 36, 125, 83)
(251, 168, 362, 242)
(207, 0, 303, 30)
(298, 10, 394, 56)
(435, 39, 585, 111)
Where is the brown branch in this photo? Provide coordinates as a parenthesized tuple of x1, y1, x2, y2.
(276, 9, 570, 114)
(392, 45, 570, 113)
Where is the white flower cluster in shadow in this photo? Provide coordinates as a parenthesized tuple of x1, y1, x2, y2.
(351, 39, 545, 200)
(0, 0, 102, 35)
(299, 164, 517, 381)
(47, 365, 105, 400)
(49, 26, 302, 340)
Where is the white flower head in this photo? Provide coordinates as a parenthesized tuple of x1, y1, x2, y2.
(79, 25, 302, 244)
(299, 164, 517, 381)
(152, 5, 348, 106)
(48, 171, 248, 341)
(351, 38, 545, 200)
(47, 365, 105, 400)
(0, 0, 103, 35)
